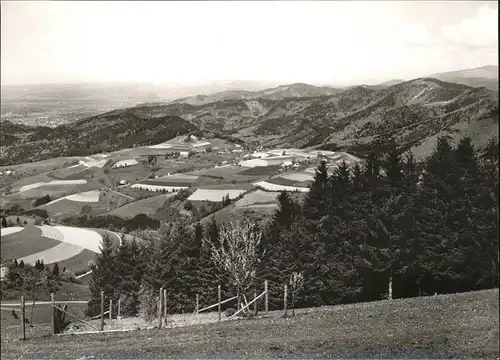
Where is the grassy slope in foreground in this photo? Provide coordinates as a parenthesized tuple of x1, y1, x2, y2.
(1, 289, 498, 359)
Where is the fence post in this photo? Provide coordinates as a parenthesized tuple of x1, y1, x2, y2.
(158, 286, 163, 329)
(388, 275, 393, 300)
(253, 291, 257, 314)
(284, 284, 288, 317)
(51, 292, 55, 335)
(264, 280, 268, 313)
(109, 299, 112, 320)
(196, 294, 199, 315)
(20, 295, 26, 340)
(163, 289, 167, 326)
(218, 284, 221, 321)
(117, 298, 121, 320)
(100, 291, 104, 332)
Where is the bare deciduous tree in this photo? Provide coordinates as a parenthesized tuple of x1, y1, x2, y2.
(207, 219, 262, 316)
(16, 265, 59, 324)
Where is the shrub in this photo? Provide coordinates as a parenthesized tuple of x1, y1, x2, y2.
(61, 269, 75, 282)
(184, 201, 194, 211)
(138, 287, 158, 322)
(25, 208, 49, 219)
(81, 205, 92, 215)
(5, 204, 24, 216)
(119, 293, 140, 317)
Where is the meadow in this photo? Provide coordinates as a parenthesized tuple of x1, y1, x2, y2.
(0, 225, 108, 273)
(105, 193, 176, 218)
(1, 289, 497, 359)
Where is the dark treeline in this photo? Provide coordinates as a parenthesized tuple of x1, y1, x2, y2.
(86, 136, 499, 318)
(60, 213, 160, 233)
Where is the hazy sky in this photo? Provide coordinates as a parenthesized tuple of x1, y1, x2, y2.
(1, 1, 497, 86)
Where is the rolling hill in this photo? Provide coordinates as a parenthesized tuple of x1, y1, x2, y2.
(1, 75, 498, 165)
(168, 83, 342, 106)
(429, 65, 498, 91)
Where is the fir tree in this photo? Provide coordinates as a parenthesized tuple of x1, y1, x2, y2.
(302, 161, 329, 220)
(86, 235, 117, 317)
(52, 263, 60, 277)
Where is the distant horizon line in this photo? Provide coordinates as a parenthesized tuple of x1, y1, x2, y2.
(0, 64, 497, 89)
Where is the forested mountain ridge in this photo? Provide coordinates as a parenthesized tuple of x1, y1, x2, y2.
(0, 113, 196, 165)
(1, 77, 497, 165)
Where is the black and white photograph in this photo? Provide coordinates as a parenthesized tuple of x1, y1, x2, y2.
(0, 0, 498, 358)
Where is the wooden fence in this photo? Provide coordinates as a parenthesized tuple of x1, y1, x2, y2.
(9, 278, 318, 339)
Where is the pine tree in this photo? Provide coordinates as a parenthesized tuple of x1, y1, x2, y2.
(114, 238, 144, 316)
(302, 161, 329, 220)
(477, 138, 499, 288)
(174, 222, 204, 313)
(407, 135, 459, 295)
(86, 235, 117, 317)
(258, 192, 302, 309)
(52, 263, 60, 277)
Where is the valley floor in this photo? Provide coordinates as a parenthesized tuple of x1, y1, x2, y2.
(1, 289, 498, 359)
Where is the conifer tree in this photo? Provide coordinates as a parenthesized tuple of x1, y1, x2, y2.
(52, 263, 60, 277)
(86, 235, 117, 317)
(114, 238, 144, 316)
(302, 161, 329, 220)
(258, 192, 302, 309)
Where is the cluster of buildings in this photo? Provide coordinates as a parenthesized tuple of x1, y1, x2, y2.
(237, 148, 358, 169)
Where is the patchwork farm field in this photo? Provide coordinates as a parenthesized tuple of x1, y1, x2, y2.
(38, 190, 102, 215)
(187, 165, 270, 184)
(2, 180, 102, 210)
(105, 193, 175, 218)
(235, 189, 279, 207)
(0, 225, 111, 273)
(6, 173, 68, 193)
(253, 181, 310, 192)
(118, 146, 191, 156)
(196, 182, 256, 191)
(265, 175, 313, 188)
(112, 158, 139, 168)
(199, 201, 275, 225)
(57, 249, 98, 274)
(0, 157, 78, 177)
(238, 165, 281, 176)
(38, 189, 133, 217)
(189, 165, 248, 178)
(188, 188, 247, 202)
(3, 289, 496, 359)
(140, 179, 197, 187)
(278, 171, 314, 182)
(0, 226, 60, 260)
